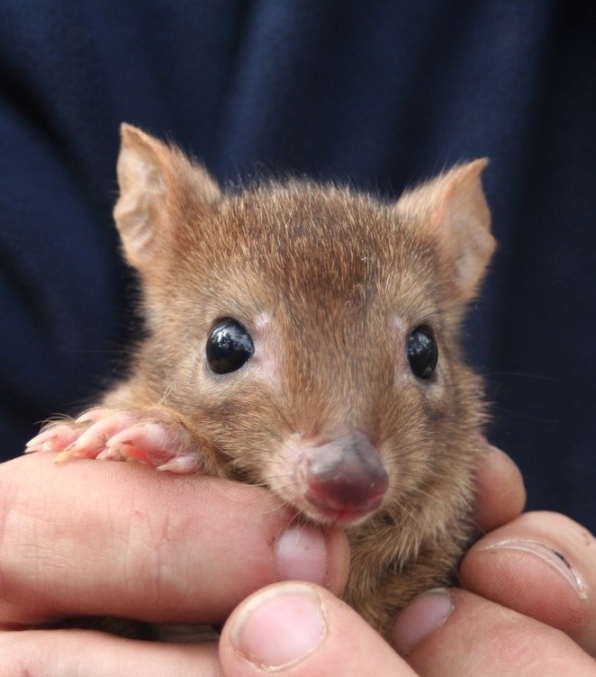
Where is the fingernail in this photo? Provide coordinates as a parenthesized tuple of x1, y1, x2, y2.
(232, 583, 327, 670)
(275, 526, 328, 586)
(392, 588, 454, 655)
(478, 538, 587, 600)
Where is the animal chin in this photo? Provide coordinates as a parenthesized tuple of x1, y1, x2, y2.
(303, 489, 385, 527)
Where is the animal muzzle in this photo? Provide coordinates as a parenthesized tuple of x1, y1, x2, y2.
(304, 431, 389, 522)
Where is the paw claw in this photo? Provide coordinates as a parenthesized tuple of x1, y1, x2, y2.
(106, 423, 199, 472)
(75, 408, 112, 425)
(156, 456, 202, 474)
(54, 448, 74, 464)
(97, 446, 124, 461)
(26, 425, 81, 454)
(30, 409, 200, 473)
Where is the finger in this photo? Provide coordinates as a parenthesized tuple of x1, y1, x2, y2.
(0, 628, 219, 677)
(392, 588, 596, 677)
(219, 582, 417, 677)
(0, 453, 349, 626)
(459, 510, 596, 655)
(472, 442, 525, 532)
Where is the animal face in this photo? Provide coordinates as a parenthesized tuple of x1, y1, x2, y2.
(112, 126, 493, 527)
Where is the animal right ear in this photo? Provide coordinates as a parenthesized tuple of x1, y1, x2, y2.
(113, 124, 221, 271)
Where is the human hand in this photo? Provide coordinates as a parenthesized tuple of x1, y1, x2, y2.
(218, 446, 596, 677)
(387, 503, 596, 675)
(3, 444, 593, 676)
(0, 450, 349, 674)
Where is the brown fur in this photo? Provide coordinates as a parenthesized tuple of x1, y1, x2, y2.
(41, 125, 496, 637)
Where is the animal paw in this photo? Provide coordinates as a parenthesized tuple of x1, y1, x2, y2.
(25, 408, 201, 473)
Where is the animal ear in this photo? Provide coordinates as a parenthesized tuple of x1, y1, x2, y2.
(396, 159, 495, 303)
(113, 123, 221, 271)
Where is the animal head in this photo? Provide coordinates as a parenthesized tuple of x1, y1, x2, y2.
(114, 124, 495, 527)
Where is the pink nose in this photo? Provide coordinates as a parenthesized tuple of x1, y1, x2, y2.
(305, 432, 388, 514)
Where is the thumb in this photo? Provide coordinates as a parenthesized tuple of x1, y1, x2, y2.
(219, 582, 416, 677)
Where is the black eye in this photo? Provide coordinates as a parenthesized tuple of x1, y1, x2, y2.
(206, 319, 255, 374)
(407, 326, 438, 380)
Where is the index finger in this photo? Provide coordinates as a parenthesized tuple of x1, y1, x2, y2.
(472, 442, 526, 533)
(0, 452, 349, 626)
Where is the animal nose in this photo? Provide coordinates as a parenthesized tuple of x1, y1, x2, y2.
(305, 432, 389, 513)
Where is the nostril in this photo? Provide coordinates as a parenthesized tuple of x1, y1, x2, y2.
(305, 432, 389, 513)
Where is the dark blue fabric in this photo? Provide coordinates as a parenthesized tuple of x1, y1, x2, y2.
(1, 2, 595, 527)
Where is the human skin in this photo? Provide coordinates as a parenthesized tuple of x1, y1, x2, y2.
(2, 444, 595, 675)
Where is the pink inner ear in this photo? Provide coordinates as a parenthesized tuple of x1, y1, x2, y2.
(439, 161, 495, 300)
(398, 159, 495, 302)
(113, 124, 222, 272)
(113, 130, 169, 269)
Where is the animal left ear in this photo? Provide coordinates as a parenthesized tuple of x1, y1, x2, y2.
(396, 159, 496, 302)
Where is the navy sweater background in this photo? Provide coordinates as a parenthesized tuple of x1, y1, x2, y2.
(1, 2, 595, 527)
